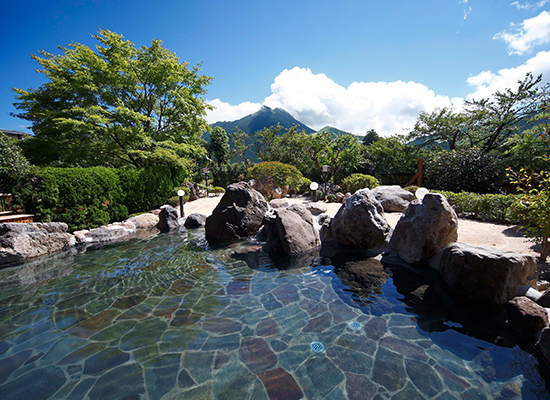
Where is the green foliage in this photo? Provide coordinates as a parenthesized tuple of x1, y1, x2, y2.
(12, 166, 182, 231)
(341, 173, 379, 193)
(410, 107, 466, 150)
(247, 161, 304, 193)
(362, 129, 380, 146)
(424, 149, 504, 193)
(0, 132, 31, 192)
(326, 193, 338, 203)
(13, 28, 212, 169)
(434, 190, 516, 223)
(209, 127, 231, 166)
(508, 167, 550, 260)
(403, 185, 420, 194)
(361, 136, 423, 184)
(210, 186, 225, 194)
(298, 177, 312, 194)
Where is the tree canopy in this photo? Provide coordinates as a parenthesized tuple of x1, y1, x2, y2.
(13, 28, 212, 171)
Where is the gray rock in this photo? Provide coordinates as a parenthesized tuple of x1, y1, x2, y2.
(306, 203, 328, 214)
(126, 213, 159, 230)
(0, 222, 72, 265)
(438, 243, 537, 305)
(390, 193, 458, 265)
(536, 327, 550, 368)
(75, 224, 135, 245)
(205, 182, 268, 243)
(371, 185, 415, 212)
(508, 296, 548, 343)
(265, 204, 320, 255)
(184, 213, 207, 229)
(318, 214, 334, 242)
(330, 189, 391, 249)
(157, 205, 180, 232)
(269, 199, 289, 209)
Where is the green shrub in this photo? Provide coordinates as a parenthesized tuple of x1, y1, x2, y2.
(433, 190, 517, 223)
(211, 186, 225, 194)
(341, 174, 379, 193)
(403, 185, 420, 194)
(326, 193, 338, 203)
(298, 178, 312, 194)
(0, 132, 31, 193)
(247, 161, 304, 198)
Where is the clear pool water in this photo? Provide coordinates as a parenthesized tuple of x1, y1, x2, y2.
(0, 229, 548, 399)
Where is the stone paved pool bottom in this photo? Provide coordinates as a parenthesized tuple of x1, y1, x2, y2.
(0, 230, 548, 400)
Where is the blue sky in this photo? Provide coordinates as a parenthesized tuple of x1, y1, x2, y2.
(2, 0, 550, 136)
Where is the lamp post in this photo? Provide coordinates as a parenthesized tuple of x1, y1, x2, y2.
(202, 167, 210, 197)
(310, 182, 319, 202)
(321, 165, 330, 200)
(177, 189, 185, 218)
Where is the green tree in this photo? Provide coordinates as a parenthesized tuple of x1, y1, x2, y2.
(13, 28, 212, 169)
(0, 131, 31, 192)
(209, 127, 231, 166)
(410, 107, 467, 150)
(230, 128, 253, 167)
(362, 129, 380, 146)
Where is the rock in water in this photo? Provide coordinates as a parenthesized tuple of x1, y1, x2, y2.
(438, 243, 537, 305)
(507, 296, 548, 343)
(330, 189, 391, 249)
(205, 182, 268, 243)
(371, 185, 415, 212)
(157, 205, 180, 232)
(390, 193, 457, 265)
(265, 204, 320, 255)
(0, 222, 72, 265)
(184, 213, 207, 228)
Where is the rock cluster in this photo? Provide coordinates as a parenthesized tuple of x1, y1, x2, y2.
(371, 185, 415, 212)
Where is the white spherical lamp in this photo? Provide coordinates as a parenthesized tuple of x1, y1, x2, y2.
(310, 182, 319, 191)
(415, 187, 429, 200)
(177, 189, 185, 197)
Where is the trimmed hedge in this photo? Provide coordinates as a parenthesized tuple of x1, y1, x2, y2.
(433, 190, 517, 224)
(12, 166, 184, 231)
(341, 174, 379, 193)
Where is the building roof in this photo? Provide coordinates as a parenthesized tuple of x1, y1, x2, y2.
(0, 129, 29, 140)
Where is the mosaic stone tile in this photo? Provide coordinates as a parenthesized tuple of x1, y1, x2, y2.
(296, 355, 345, 399)
(256, 317, 279, 337)
(53, 308, 90, 330)
(160, 329, 208, 352)
(170, 308, 202, 327)
(56, 292, 100, 311)
(372, 347, 407, 392)
(364, 316, 387, 341)
(13, 320, 55, 345)
(329, 301, 362, 325)
(390, 382, 424, 400)
(202, 317, 243, 335)
(278, 345, 311, 372)
(335, 333, 377, 356)
(269, 338, 288, 352)
(116, 302, 155, 320)
(435, 392, 461, 400)
(405, 359, 444, 397)
(66, 309, 120, 338)
(327, 346, 373, 375)
(212, 356, 257, 400)
(226, 280, 250, 295)
(325, 387, 347, 400)
(434, 364, 471, 392)
(183, 351, 215, 383)
(83, 347, 130, 376)
(201, 333, 241, 352)
(250, 379, 270, 400)
(240, 309, 269, 326)
(299, 298, 328, 316)
(119, 318, 167, 351)
(177, 368, 196, 389)
(239, 337, 278, 373)
(134, 345, 160, 362)
(379, 336, 428, 361)
(460, 387, 490, 400)
(24, 351, 44, 365)
(0, 349, 32, 385)
(170, 381, 212, 400)
(214, 351, 231, 370)
(345, 372, 377, 400)
(166, 279, 195, 295)
(389, 325, 427, 341)
(67, 377, 96, 400)
(88, 363, 145, 400)
(257, 367, 303, 400)
(301, 287, 323, 302)
(57, 342, 105, 365)
(153, 297, 182, 319)
(260, 292, 284, 311)
(302, 312, 333, 333)
(272, 284, 300, 305)
(89, 319, 137, 342)
(144, 353, 181, 400)
(112, 294, 147, 310)
(0, 366, 66, 400)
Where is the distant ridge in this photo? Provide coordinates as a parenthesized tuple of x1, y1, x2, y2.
(210, 106, 315, 136)
(315, 126, 352, 136)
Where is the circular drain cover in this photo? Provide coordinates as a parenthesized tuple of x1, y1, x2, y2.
(310, 341, 325, 353)
(348, 321, 362, 330)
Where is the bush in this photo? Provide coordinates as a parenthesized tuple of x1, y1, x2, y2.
(424, 149, 504, 194)
(211, 186, 225, 194)
(326, 193, 338, 203)
(403, 185, 420, 194)
(247, 161, 304, 199)
(0, 132, 31, 193)
(433, 190, 516, 223)
(341, 174, 379, 193)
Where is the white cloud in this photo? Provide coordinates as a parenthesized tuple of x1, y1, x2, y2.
(459, 0, 468, 3)
(510, 0, 549, 10)
(463, 6, 473, 20)
(466, 50, 550, 99)
(494, 11, 550, 55)
(206, 67, 456, 137)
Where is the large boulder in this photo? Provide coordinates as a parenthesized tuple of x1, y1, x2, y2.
(264, 204, 320, 255)
(205, 182, 268, 243)
(371, 185, 415, 212)
(126, 213, 159, 230)
(157, 205, 180, 233)
(390, 193, 458, 265)
(330, 189, 391, 249)
(0, 222, 72, 265)
(249, 178, 288, 199)
(438, 243, 537, 305)
(507, 296, 548, 343)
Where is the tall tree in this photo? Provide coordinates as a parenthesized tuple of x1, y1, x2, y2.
(13, 28, 212, 169)
(409, 107, 466, 150)
(209, 127, 231, 166)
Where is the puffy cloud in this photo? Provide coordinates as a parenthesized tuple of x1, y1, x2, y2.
(466, 50, 550, 99)
(206, 67, 455, 137)
(205, 99, 262, 123)
(493, 11, 550, 55)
